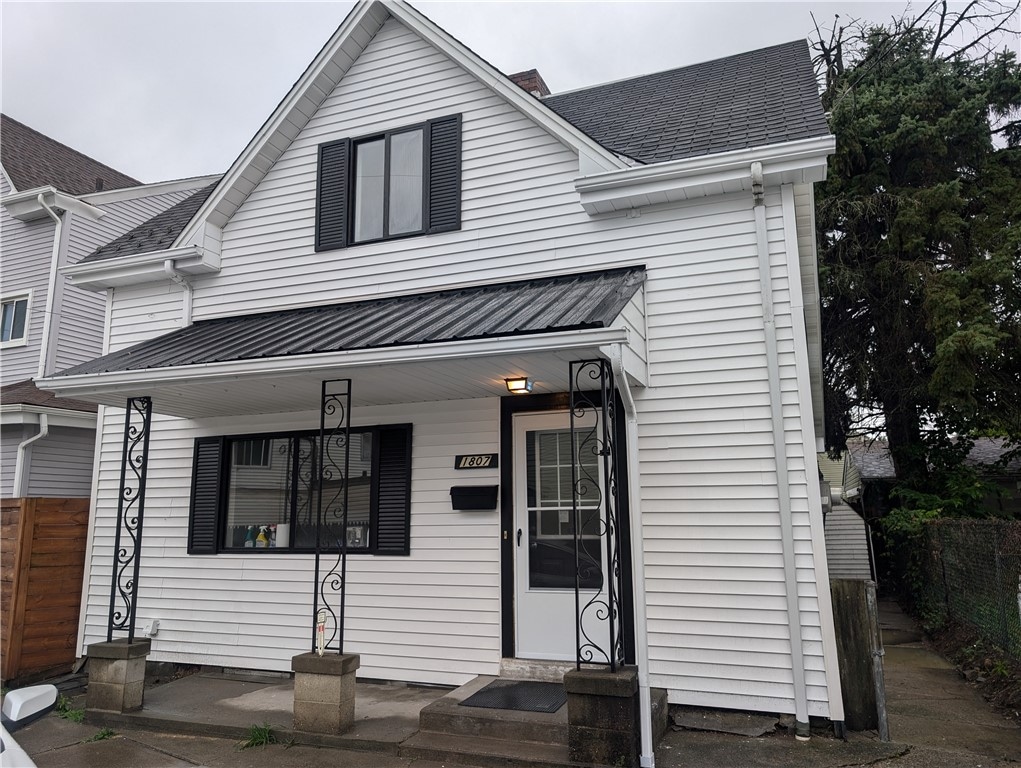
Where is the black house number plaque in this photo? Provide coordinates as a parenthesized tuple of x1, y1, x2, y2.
(454, 454, 498, 469)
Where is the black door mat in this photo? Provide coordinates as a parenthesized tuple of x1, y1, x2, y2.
(458, 679, 567, 713)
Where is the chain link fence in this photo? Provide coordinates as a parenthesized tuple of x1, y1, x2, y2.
(918, 520, 1021, 661)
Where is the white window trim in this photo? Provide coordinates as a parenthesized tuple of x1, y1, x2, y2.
(0, 289, 32, 349)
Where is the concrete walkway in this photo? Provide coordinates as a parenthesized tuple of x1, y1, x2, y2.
(14, 602, 1021, 768)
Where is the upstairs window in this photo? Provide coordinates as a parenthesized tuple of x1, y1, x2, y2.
(316, 114, 461, 251)
(1, 295, 29, 346)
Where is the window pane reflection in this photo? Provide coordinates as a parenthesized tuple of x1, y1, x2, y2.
(354, 139, 384, 242)
(388, 130, 423, 235)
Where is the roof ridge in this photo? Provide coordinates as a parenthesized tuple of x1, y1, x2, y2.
(543, 39, 811, 101)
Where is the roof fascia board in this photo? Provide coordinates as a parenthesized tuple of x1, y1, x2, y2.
(172, 1, 387, 248)
(388, 1, 628, 173)
(0, 404, 97, 429)
(38, 326, 629, 398)
(1, 186, 106, 222)
(80, 174, 222, 206)
(575, 135, 835, 213)
(61, 245, 219, 292)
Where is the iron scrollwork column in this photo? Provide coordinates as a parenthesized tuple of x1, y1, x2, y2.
(106, 396, 153, 643)
(313, 379, 352, 654)
(570, 359, 624, 670)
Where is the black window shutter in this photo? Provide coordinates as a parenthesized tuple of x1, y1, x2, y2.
(374, 425, 412, 556)
(188, 437, 224, 554)
(316, 138, 351, 251)
(426, 115, 461, 234)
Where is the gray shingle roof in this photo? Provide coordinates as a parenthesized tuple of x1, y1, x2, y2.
(0, 114, 140, 195)
(543, 40, 829, 164)
(80, 182, 220, 263)
(847, 438, 1021, 480)
(54, 266, 646, 376)
(1, 378, 98, 413)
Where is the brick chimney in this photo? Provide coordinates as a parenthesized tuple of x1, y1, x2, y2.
(508, 69, 551, 98)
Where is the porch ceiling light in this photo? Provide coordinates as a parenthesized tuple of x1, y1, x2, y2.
(505, 377, 533, 394)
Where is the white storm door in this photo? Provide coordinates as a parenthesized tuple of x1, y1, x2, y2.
(513, 411, 607, 661)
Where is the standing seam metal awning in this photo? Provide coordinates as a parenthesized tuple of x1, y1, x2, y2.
(38, 267, 646, 417)
(56, 267, 645, 376)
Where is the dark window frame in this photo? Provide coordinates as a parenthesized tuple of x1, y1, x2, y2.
(351, 123, 428, 245)
(188, 423, 412, 556)
(315, 114, 461, 253)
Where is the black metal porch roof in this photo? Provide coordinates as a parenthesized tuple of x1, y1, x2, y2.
(55, 266, 645, 377)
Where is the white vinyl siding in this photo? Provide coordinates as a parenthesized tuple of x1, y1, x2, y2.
(53, 189, 197, 372)
(25, 426, 96, 498)
(89, 17, 839, 717)
(1, 173, 54, 385)
(825, 504, 872, 580)
(108, 283, 187, 352)
(81, 398, 500, 685)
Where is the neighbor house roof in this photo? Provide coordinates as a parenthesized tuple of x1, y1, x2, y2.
(0, 379, 99, 413)
(543, 40, 830, 164)
(0, 114, 140, 195)
(54, 266, 646, 377)
(847, 438, 1021, 480)
(81, 181, 220, 264)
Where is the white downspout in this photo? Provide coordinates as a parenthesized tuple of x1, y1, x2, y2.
(14, 414, 48, 498)
(751, 162, 811, 738)
(163, 259, 193, 326)
(36, 194, 63, 379)
(606, 344, 655, 768)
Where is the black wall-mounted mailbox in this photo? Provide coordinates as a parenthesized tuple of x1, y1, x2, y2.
(450, 485, 498, 511)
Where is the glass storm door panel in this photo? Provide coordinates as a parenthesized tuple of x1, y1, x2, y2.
(513, 411, 608, 661)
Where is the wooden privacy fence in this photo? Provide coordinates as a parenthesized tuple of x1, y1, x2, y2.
(1, 498, 89, 683)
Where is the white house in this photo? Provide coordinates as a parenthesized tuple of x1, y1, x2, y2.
(0, 114, 218, 500)
(39, 1, 844, 760)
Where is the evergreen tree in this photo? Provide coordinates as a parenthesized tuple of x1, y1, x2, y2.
(814, 5, 1021, 500)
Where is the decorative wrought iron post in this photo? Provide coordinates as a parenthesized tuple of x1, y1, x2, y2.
(106, 396, 153, 642)
(569, 359, 624, 670)
(312, 379, 352, 654)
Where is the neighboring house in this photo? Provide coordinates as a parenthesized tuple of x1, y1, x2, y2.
(843, 437, 1021, 518)
(819, 452, 873, 581)
(39, 0, 845, 749)
(0, 114, 219, 499)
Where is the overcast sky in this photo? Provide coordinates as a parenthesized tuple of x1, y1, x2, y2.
(2, 1, 1016, 183)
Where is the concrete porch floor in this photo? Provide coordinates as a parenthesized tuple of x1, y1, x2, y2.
(86, 670, 446, 753)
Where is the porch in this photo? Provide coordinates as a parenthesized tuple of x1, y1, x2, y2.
(81, 665, 664, 766)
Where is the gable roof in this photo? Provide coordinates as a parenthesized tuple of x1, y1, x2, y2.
(0, 114, 140, 195)
(171, 0, 630, 251)
(80, 181, 220, 264)
(71, 4, 831, 264)
(544, 40, 829, 164)
(55, 266, 645, 377)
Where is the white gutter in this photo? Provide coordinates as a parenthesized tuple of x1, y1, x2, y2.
(61, 245, 219, 292)
(163, 259, 193, 326)
(0, 404, 97, 429)
(37, 326, 630, 399)
(751, 162, 811, 738)
(36, 194, 63, 379)
(13, 414, 48, 497)
(575, 136, 834, 214)
(604, 343, 655, 768)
